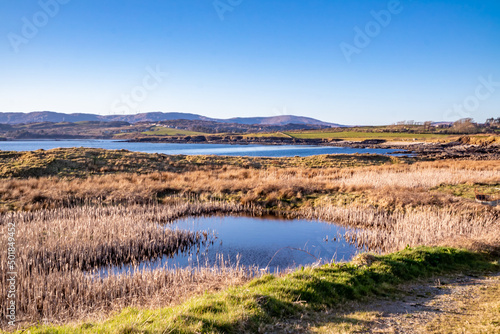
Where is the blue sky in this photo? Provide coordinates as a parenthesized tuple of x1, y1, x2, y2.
(0, 0, 499, 125)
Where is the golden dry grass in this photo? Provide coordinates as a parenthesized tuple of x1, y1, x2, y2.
(425, 276, 500, 333)
(0, 202, 257, 329)
(1, 159, 498, 211)
(0, 154, 498, 329)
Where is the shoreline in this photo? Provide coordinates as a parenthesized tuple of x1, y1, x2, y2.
(1, 136, 499, 160)
(126, 136, 500, 159)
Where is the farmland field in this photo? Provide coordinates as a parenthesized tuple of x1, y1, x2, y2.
(285, 130, 454, 141)
(141, 126, 209, 136)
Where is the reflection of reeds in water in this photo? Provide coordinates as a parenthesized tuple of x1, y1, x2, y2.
(3, 205, 204, 274)
(304, 205, 500, 253)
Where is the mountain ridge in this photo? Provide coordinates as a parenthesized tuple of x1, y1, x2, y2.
(0, 111, 345, 127)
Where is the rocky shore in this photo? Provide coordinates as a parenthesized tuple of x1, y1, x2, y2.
(128, 135, 341, 146)
(127, 135, 500, 160)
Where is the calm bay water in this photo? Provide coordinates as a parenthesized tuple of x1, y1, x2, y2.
(0, 140, 403, 157)
(103, 216, 362, 275)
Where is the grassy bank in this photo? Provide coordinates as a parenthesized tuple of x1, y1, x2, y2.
(282, 130, 500, 143)
(12, 247, 499, 333)
(0, 147, 402, 179)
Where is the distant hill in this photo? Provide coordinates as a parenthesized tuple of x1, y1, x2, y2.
(223, 115, 344, 127)
(0, 111, 344, 127)
(103, 112, 213, 123)
(431, 122, 453, 127)
(0, 112, 100, 124)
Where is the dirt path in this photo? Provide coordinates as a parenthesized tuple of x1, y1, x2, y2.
(352, 273, 500, 333)
(309, 273, 500, 333)
(262, 272, 500, 333)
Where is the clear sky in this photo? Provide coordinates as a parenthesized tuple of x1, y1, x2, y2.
(0, 0, 499, 125)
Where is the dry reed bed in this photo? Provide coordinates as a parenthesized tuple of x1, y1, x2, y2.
(0, 201, 258, 328)
(2, 205, 195, 274)
(0, 160, 498, 328)
(1, 160, 499, 211)
(1, 201, 497, 328)
(0, 201, 254, 272)
(302, 205, 500, 253)
(1, 260, 254, 329)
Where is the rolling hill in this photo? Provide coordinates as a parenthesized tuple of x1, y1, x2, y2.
(0, 111, 344, 127)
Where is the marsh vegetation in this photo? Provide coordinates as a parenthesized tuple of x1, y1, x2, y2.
(0, 148, 498, 330)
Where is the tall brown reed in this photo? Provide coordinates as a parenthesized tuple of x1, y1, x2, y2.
(302, 204, 500, 253)
(0, 159, 498, 329)
(1, 159, 498, 211)
(0, 201, 258, 329)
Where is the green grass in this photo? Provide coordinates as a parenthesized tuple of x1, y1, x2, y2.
(433, 183, 500, 200)
(286, 131, 453, 141)
(142, 126, 208, 136)
(244, 132, 292, 138)
(16, 247, 498, 334)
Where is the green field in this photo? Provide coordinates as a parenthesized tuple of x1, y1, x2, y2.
(142, 126, 209, 136)
(130, 127, 499, 143)
(244, 132, 292, 138)
(286, 131, 454, 141)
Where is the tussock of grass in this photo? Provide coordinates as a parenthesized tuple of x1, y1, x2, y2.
(433, 183, 500, 200)
(19, 247, 499, 334)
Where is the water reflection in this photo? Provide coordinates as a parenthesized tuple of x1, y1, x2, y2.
(0, 140, 406, 157)
(99, 216, 365, 276)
